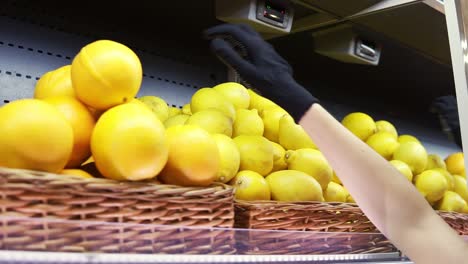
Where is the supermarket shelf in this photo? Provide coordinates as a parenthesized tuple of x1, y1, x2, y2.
(0, 251, 408, 264)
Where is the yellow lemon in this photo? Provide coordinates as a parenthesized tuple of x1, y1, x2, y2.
(71, 40, 142, 110)
(0, 99, 73, 173)
(61, 168, 94, 179)
(213, 134, 240, 183)
(163, 114, 190, 128)
(415, 169, 448, 203)
(230, 170, 270, 200)
(393, 141, 428, 175)
(426, 154, 447, 170)
(138, 96, 169, 122)
(43, 96, 96, 168)
(324, 182, 348, 202)
(233, 135, 273, 176)
(190, 88, 236, 121)
(436, 191, 467, 213)
(232, 109, 264, 137)
(270, 141, 288, 172)
(213, 82, 250, 109)
(285, 148, 332, 190)
(266, 170, 323, 202)
(445, 152, 465, 176)
(432, 168, 455, 191)
(278, 114, 317, 150)
(182, 103, 192, 115)
(248, 89, 277, 112)
(453, 175, 468, 202)
(375, 120, 398, 139)
(91, 103, 168, 181)
(34, 65, 75, 99)
(341, 112, 376, 141)
(260, 105, 289, 143)
(397, 134, 421, 144)
(389, 160, 413, 182)
(366, 131, 399, 160)
(168, 106, 182, 117)
(159, 125, 219, 186)
(331, 171, 343, 185)
(347, 194, 356, 203)
(185, 109, 233, 137)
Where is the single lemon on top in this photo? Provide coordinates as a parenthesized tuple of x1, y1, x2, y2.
(278, 114, 317, 150)
(233, 135, 273, 176)
(260, 105, 289, 143)
(414, 169, 448, 203)
(232, 108, 264, 137)
(34, 65, 75, 99)
(266, 170, 323, 202)
(213, 82, 250, 109)
(0, 99, 73, 173)
(190, 88, 236, 121)
(185, 109, 233, 137)
(285, 148, 333, 190)
(375, 120, 398, 139)
(168, 106, 182, 117)
(159, 125, 220, 187)
(71, 40, 142, 110)
(182, 103, 192, 115)
(341, 112, 376, 141)
(230, 170, 270, 201)
(397, 134, 421, 144)
(213, 134, 240, 183)
(393, 141, 428, 175)
(389, 160, 413, 182)
(248, 89, 277, 112)
(366, 131, 399, 160)
(43, 96, 96, 168)
(91, 103, 168, 181)
(138, 96, 169, 122)
(445, 152, 465, 176)
(426, 154, 447, 170)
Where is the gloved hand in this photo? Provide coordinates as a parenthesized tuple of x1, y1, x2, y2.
(431, 95, 462, 148)
(204, 23, 319, 122)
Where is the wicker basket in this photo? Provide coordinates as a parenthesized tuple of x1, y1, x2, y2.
(234, 200, 468, 255)
(0, 167, 236, 254)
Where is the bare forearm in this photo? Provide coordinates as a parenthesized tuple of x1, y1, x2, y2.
(300, 104, 467, 263)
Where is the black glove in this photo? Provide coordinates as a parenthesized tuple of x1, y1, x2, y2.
(204, 23, 319, 123)
(431, 95, 462, 148)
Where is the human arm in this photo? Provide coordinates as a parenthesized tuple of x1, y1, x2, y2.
(205, 23, 468, 263)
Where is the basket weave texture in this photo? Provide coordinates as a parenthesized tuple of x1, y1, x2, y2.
(0, 167, 236, 254)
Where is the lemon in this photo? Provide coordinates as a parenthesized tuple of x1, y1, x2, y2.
(71, 40, 142, 110)
(233, 135, 273, 176)
(285, 148, 332, 190)
(331, 171, 343, 185)
(266, 170, 323, 202)
(163, 114, 190, 128)
(432, 168, 455, 191)
(393, 141, 428, 175)
(232, 109, 264, 137)
(426, 154, 447, 170)
(213, 82, 250, 109)
(453, 175, 468, 202)
(34, 65, 75, 99)
(91, 103, 168, 181)
(168, 106, 182, 117)
(0, 99, 73, 173)
(43, 96, 96, 168)
(341, 112, 376, 141)
(248, 89, 277, 112)
(159, 125, 219, 186)
(398, 134, 421, 144)
(278, 114, 317, 150)
(375, 120, 398, 139)
(436, 191, 467, 213)
(260, 105, 289, 143)
(324, 182, 348, 202)
(415, 169, 448, 203)
(270, 141, 288, 172)
(366, 131, 399, 160)
(445, 152, 465, 176)
(61, 169, 94, 179)
(389, 160, 413, 182)
(138, 96, 170, 122)
(185, 109, 233, 137)
(213, 134, 240, 183)
(347, 194, 356, 203)
(230, 170, 270, 200)
(182, 103, 192, 115)
(190, 88, 236, 121)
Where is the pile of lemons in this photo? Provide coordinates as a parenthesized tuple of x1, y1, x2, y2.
(342, 112, 468, 213)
